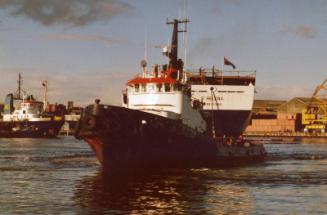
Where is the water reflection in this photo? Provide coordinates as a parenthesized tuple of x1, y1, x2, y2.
(73, 168, 255, 214)
(2, 138, 327, 214)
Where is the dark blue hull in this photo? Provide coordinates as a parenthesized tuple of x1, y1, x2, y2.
(75, 103, 266, 173)
(202, 110, 252, 137)
(0, 120, 64, 138)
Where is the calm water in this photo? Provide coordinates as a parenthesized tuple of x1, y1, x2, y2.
(1, 137, 327, 214)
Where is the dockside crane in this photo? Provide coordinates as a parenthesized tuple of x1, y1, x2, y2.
(302, 78, 327, 133)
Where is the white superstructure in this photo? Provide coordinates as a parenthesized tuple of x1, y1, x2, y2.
(123, 81, 206, 133)
(3, 98, 51, 122)
(191, 84, 255, 111)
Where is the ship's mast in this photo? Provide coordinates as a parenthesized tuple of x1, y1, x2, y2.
(42, 80, 48, 111)
(15, 73, 24, 99)
(166, 18, 189, 69)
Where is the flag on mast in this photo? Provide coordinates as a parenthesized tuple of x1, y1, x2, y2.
(224, 57, 236, 69)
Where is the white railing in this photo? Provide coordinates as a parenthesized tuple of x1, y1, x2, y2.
(186, 69, 256, 78)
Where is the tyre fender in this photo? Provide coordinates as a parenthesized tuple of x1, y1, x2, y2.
(83, 115, 97, 130)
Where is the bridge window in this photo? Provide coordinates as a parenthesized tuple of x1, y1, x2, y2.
(134, 84, 139, 92)
(157, 83, 163, 92)
(164, 83, 171, 92)
(173, 84, 183, 91)
(148, 84, 155, 92)
(141, 84, 146, 92)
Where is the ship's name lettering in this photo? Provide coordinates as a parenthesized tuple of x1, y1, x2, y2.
(211, 89, 244, 93)
(205, 102, 223, 106)
(206, 96, 223, 101)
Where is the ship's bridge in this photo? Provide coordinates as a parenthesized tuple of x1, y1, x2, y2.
(123, 68, 185, 119)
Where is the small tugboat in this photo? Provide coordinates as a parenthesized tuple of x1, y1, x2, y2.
(0, 74, 64, 138)
(75, 18, 266, 172)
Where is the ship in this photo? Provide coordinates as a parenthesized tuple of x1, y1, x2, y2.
(75, 18, 266, 172)
(0, 74, 64, 138)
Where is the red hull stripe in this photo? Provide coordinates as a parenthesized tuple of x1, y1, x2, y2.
(85, 137, 104, 164)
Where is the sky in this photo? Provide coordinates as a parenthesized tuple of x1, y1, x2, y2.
(0, 0, 326, 106)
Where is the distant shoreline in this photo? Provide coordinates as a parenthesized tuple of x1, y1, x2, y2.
(244, 133, 327, 144)
(244, 132, 327, 138)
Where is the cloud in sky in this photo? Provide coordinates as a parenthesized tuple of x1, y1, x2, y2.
(188, 37, 223, 64)
(187, 22, 254, 67)
(294, 26, 317, 39)
(44, 34, 127, 45)
(281, 25, 317, 39)
(0, 0, 134, 27)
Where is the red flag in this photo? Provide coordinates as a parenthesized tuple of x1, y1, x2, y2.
(224, 57, 236, 69)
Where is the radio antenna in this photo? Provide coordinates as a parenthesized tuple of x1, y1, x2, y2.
(144, 26, 148, 61)
(183, 0, 189, 68)
(15, 73, 25, 99)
